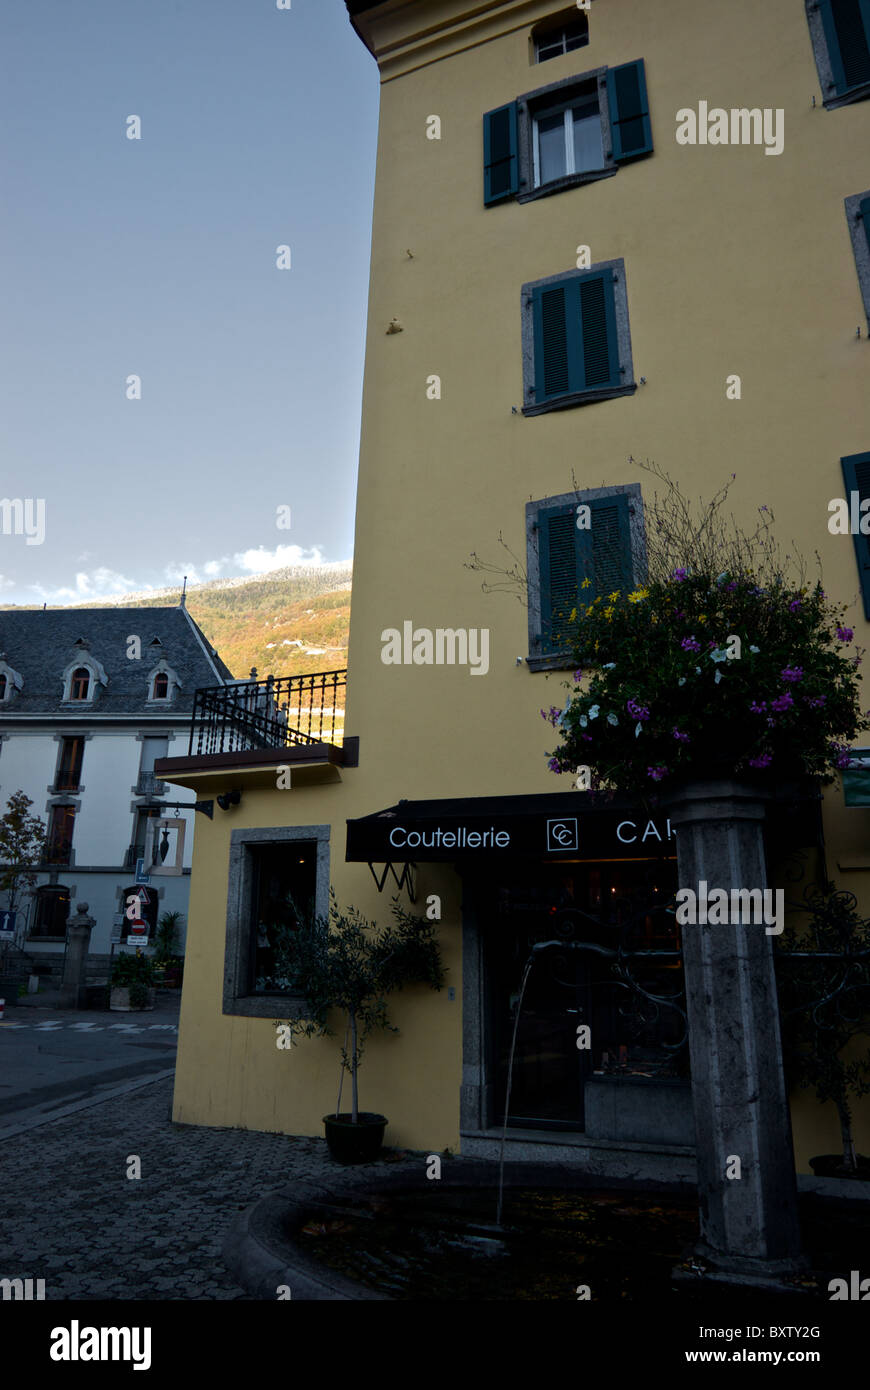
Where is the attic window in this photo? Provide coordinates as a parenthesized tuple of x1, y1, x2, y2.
(534, 11, 590, 64)
(70, 668, 90, 701)
(152, 672, 169, 699)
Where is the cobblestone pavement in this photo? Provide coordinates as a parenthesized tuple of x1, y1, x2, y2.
(0, 1075, 420, 1301)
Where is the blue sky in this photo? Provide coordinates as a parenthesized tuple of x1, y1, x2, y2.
(0, 0, 377, 605)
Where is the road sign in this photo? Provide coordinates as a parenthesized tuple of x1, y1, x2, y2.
(0, 910, 16, 940)
(135, 859, 151, 885)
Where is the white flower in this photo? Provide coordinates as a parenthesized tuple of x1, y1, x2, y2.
(714, 669, 722, 684)
(588, 704, 600, 720)
(695, 666, 701, 675)
(749, 645, 759, 653)
(678, 678, 686, 687)
(579, 715, 588, 728)
(607, 712, 618, 726)
(709, 648, 728, 663)
(635, 721, 643, 738)
(603, 662, 616, 670)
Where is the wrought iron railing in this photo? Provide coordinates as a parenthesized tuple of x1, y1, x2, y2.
(188, 670, 346, 757)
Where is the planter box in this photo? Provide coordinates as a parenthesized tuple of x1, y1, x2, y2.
(584, 1075, 694, 1145)
(109, 986, 156, 1012)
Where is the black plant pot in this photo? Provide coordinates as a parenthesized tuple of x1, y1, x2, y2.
(809, 1153, 870, 1180)
(322, 1112, 387, 1164)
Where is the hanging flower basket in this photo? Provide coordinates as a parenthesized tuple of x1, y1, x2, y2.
(544, 570, 869, 795)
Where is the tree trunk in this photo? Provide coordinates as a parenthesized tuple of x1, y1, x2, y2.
(836, 1095, 857, 1170)
(350, 1009, 359, 1124)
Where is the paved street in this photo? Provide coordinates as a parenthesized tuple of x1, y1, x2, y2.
(0, 999, 417, 1300)
(0, 998, 180, 1136)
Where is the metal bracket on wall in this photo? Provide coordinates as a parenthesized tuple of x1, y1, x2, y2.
(366, 861, 417, 904)
(153, 799, 214, 819)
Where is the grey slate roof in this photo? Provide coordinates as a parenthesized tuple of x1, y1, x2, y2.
(0, 606, 235, 715)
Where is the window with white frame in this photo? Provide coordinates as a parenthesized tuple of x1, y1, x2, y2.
(534, 13, 589, 64)
(533, 83, 604, 185)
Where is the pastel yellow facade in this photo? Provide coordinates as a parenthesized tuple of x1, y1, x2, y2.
(168, 0, 870, 1172)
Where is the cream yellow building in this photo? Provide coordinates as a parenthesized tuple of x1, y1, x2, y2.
(162, 0, 870, 1179)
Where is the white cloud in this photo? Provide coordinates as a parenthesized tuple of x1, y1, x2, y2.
(32, 567, 141, 604)
(233, 543, 326, 573)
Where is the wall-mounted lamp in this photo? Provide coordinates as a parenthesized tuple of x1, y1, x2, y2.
(217, 789, 242, 811)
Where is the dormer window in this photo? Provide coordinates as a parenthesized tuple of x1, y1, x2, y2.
(146, 659, 180, 704)
(70, 667, 91, 701)
(0, 656, 24, 703)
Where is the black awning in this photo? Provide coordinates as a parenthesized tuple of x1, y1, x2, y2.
(346, 792, 677, 863)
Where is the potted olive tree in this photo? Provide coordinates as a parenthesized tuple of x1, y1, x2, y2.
(110, 952, 156, 1011)
(278, 894, 445, 1164)
(776, 881, 870, 1179)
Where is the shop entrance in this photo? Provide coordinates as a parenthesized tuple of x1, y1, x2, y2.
(482, 857, 685, 1132)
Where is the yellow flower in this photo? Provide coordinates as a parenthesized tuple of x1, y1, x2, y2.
(699, 614, 707, 623)
(609, 591, 620, 602)
(586, 606, 594, 617)
(628, 587, 649, 604)
(569, 608, 577, 622)
(604, 606, 615, 621)
(594, 640, 600, 651)
(581, 577, 592, 589)
(650, 613, 658, 623)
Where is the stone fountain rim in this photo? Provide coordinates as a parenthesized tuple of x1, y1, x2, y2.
(221, 1156, 697, 1302)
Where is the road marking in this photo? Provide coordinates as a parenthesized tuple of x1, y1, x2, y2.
(33, 1022, 64, 1030)
(69, 1022, 104, 1031)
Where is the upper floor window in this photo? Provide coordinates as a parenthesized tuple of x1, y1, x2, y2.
(46, 804, 76, 865)
(484, 59, 652, 207)
(56, 737, 84, 791)
(534, 11, 589, 64)
(846, 191, 870, 332)
(525, 484, 646, 670)
(521, 259, 635, 415)
(70, 667, 90, 701)
(534, 83, 603, 184)
(30, 884, 70, 939)
(806, 0, 870, 108)
(152, 672, 169, 699)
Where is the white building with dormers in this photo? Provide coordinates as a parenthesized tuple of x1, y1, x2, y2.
(0, 599, 235, 973)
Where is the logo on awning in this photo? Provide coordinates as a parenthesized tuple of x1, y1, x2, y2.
(546, 818, 578, 852)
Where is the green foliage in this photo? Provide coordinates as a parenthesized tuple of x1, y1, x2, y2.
(776, 882, 870, 1170)
(542, 465, 868, 794)
(0, 791, 47, 920)
(111, 953, 155, 1007)
(275, 892, 445, 1122)
(154, 911, 183, 964)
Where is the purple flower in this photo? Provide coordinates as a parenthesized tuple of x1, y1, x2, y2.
(626, 698, 650, 721)
(574, 668, 584, 683)
(540, 705, 562, 726)
(771, 692, 794, 712)
(806, 695, 826, 709)
(672, 568, 688, 582)
(750, 700, 767, 714)
(837, 627, 854, 643)
(674, 610, 686, 620)
(781, 666, 803, 683)
(548, 758, 562, 773)
(681, 636, 701, 653)
(581, 733, 593, 742)
(726, 580, 738, 592)
(647, 765, 669, 782)
(672, 728, 690, 742)
(766, 717, 776, 727)
(748, 753, 773, 769)
(788, 598, 801, 612)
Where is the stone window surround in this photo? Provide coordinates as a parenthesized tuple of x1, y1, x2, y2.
(845, 191, 870, 332)
(525, 482, 646, 672)
(60, 655, 108, 705)
(805, 1, 870, 110)
(145, 658, 181, 704)
(0, 658, 24, 703)
(520, 259, 636, 417)
(48, 730, 93, 796)
(515, 64, 618, 204)
(223, 824, 331, 1019)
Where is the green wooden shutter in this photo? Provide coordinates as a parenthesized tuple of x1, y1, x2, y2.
(483, 103, 519, 206)
(532, 279, 582, 402)
(606, 59, 653, 161)
(842, 451, 870, 617)
(860, 195, 870, 254)
(578, 270, 620, 390)
(538, 504, 591, 652)
(589, 494, 634, 597)
(819, 0, 870, 93)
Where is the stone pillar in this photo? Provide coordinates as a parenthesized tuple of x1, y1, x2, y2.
(664, 779, 804, 1277)
(59, 902, 95, 1010)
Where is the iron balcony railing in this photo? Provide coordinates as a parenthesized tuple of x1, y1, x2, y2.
(189, 670, 346, 757)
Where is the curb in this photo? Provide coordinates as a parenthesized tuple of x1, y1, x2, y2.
(0, 1067, 176, 1141)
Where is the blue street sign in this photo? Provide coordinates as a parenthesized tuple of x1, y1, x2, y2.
(135, 859, 151, 885)
(0, 910, 16, 939)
